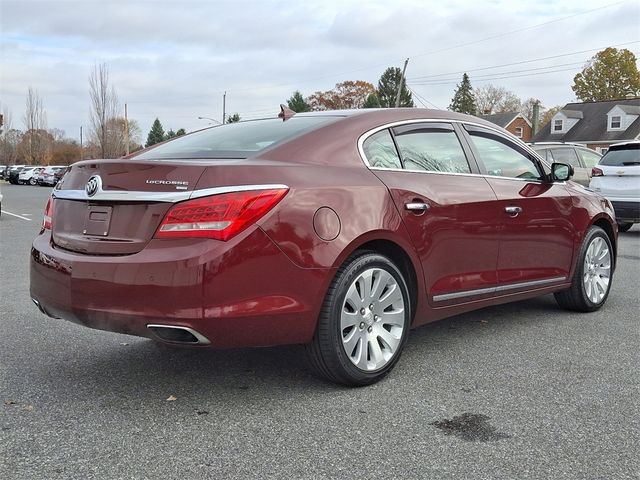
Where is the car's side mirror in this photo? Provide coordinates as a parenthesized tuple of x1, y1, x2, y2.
(551, 162, 573, 182)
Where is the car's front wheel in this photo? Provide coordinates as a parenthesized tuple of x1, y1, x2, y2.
(29, 177, 37, 185)
(306, 251, 411, 386)
(555, 226, 613, 312)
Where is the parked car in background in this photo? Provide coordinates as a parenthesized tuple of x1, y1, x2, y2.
(19, 166, 44, 185)
(31, 109, 617, 386)
(8, 165, 26, 184)
(37, 166, 67, 186)
(590, 141, 640, 232)
(529, 142, 602, 187)
(0, 166, 7, 180)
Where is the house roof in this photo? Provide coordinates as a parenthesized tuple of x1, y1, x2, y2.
(532, 98, 640, 143)
(479, 112, 519, 128)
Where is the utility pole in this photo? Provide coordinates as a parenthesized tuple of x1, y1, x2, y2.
(80, 126, 83, 160)
(394, 58, 409, 108)
(124, 103, 130, 156)
(222, 92, 226, 124)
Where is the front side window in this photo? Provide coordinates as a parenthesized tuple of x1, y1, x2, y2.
(553, 119, 563, 132)
(610, 116, 621, 129)
(468, 132, 541, 180)
(550, 148, 581, 167)
(392, 125, 470, 174)
(362, 129, 402, 169)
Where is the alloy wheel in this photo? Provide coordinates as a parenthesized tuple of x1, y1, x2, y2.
(582, 236, 611, 304)
(340, 267, 406, 371)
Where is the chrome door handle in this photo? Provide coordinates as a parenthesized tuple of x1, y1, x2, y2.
(405, 202, 429, 212)
(505, 206, 522, 216)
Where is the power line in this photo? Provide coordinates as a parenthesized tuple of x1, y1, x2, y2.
(407, 40, 639, 81)
(406, 86, 441, 109)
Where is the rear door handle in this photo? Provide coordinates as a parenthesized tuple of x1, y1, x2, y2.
(504, 206, 523, 216)
(405, 202, 430, 213)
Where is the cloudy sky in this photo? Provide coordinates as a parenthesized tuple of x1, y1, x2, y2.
(1, 0, 638, 143)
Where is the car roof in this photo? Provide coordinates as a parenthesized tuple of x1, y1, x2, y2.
(609, 140, 640, 150)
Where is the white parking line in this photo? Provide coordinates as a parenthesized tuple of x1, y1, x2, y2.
(3, 211, 33, 221)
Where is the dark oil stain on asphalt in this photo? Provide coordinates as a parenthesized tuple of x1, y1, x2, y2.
(430, 413, 510, 442)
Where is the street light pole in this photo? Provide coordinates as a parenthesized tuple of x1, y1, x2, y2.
(197, 116, 222, 125)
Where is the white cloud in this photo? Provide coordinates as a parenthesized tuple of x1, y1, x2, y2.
(0, 0, 637, 141)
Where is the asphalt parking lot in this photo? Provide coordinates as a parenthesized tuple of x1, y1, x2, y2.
(1, 183, 638, 480)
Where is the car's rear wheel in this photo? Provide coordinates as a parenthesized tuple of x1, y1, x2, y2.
(617, 222, 633, 233)
(29, 178, 37, 185)
(555, 226, 613, 312)
(306, 251, 411, 386)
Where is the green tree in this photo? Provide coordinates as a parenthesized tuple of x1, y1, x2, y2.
(145, 118, 165, 147)
(377, 67, 414, 108)
(176, 128, 186, 136)
(449, 73, 477, 115)
(287, 91, 311, 112)
(226, 113, 241, 123)
(363, 93, 381, 108)
(165, 129, 176, 140)
(572, 48, 640, 101)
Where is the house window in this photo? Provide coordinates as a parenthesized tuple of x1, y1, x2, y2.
(514, 127, 523, 138)
(553, 119, 563, 132)
(610, 116, 621, 129)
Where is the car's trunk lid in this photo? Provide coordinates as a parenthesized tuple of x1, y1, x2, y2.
(51, 160, 208, 255)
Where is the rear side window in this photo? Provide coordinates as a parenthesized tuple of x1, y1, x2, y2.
(393, 125, 470, 174)
(577, 148, 601, 168)
(362, 130, 402, 169)
(135, 116, 340, 160)
(550, 148, 581, 167)
(599, 147, 640, 166)
(468, 131, 541, 180)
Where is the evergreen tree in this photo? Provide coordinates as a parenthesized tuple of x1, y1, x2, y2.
(377, 67, 414, 108)
(363, 93, 381, 108)
(287, 91, 311, 112)
(226, 113, 241, 123)
(165, 129, 176, 140)
(145, 118, 165, 147)
(175, 128, 186, 136)
(449, 73, 477, 115)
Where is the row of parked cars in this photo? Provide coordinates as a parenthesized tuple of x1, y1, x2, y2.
(0, 165, 67, 186)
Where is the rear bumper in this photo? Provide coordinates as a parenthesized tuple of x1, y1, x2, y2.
(30, 228, 329, 347)
(611, 201, 640, 222)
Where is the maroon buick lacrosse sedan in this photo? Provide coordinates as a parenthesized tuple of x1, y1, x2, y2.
(30, 108, 617, 385)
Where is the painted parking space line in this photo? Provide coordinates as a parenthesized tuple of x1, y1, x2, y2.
(3, 211, 33, 221)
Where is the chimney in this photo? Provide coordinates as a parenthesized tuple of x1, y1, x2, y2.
(532, 101, 540, 137)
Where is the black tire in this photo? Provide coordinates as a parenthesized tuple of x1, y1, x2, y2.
(554, 226, 613, 312)
(617, 222, 633, 233)
(29, 178, 37, 185)
(306, 251, 411, 386)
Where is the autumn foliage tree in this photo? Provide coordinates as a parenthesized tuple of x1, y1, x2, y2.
(308, 81, 376, 110)
(572, 48, 640, 101)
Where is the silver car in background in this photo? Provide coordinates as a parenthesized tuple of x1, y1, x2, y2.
(590, 141, 640, 232)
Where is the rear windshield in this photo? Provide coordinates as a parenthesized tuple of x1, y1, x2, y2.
(135, 116, 340, 160)
(600, 146, 640, 166)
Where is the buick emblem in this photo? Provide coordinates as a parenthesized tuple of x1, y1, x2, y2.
(85, 175, 102, 197)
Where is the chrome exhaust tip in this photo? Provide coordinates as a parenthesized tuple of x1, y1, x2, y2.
(147, 324, 210, 345)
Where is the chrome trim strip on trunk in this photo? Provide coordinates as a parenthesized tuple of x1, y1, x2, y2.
(52, 184, 289, 203)
(432, 276, 567, 302)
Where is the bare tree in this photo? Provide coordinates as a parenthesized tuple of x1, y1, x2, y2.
(475, 84, 522, 115)
(22, 87, 51, 164)
(89, 63, 122, 158)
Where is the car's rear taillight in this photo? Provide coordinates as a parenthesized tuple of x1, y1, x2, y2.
(43, 197, 53, 230)
(591, 167, 604, 177)
(154, 188, 288, 241)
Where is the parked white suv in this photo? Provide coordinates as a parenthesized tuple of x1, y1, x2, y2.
(589, 141, 640, 232)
